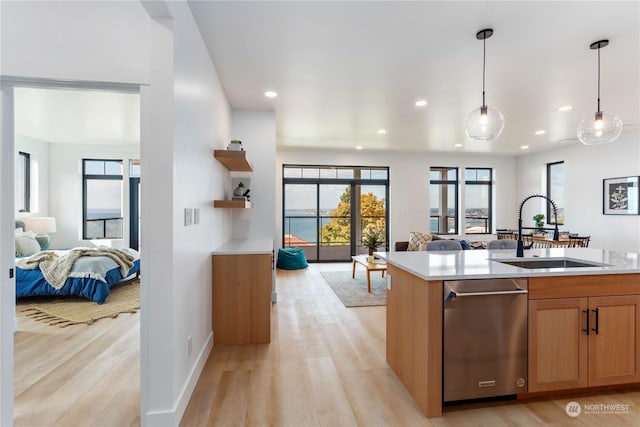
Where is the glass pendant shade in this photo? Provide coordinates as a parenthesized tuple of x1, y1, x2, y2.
(577, 111, 623, 145)
(464, 104, 505, 141)
(577, 39, 622, 146)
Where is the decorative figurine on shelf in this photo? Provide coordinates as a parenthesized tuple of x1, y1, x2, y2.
(233, 182, 246, 197)
(228, 140, 243, 151)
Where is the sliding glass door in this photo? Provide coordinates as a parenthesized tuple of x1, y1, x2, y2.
(283, 165, 389, 262)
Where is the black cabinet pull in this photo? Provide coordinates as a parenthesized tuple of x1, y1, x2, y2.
(592, 308, 599, 335)
(582, 309, 590, 335)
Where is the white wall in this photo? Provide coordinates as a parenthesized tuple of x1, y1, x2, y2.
(0, 83, 16, 427)
(276, 149, 518, 250)
(142, 2, 231, 425)
(230, 110, 277, 240)
(0, 1, 149, 84)
(14, 135, 49, 219)
(517, 132, 640, 253)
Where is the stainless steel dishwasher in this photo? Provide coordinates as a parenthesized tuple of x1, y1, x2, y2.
(443, 278, 528, 402)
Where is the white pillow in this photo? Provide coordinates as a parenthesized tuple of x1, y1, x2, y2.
(16, 231, 41, 256)
(407, 231, 432, 251)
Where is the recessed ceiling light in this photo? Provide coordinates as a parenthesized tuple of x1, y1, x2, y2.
(355, 146, 363, 150)
(377, 129, 387, 134)
(454, 143, 463, 148)
(521, 145, 529, 150)
(415, 100, 428, 107)
(535, 130, 546, 135)
(264, 91, 278, 98)
(558, 105, 573, 111)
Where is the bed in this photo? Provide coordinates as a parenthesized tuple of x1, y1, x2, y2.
(14, 221, 140, 304)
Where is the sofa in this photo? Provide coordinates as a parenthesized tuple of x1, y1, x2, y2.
(394, 232, 486, 251)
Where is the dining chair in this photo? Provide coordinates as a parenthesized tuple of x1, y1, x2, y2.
(569, 236, 590, 247)
(425, 240, 463, 251)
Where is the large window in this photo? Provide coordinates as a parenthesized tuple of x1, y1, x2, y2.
(283, 165, 389, 262)
(83, 159, 123, 239)
(464, 168, 493, 234)
(430, 167, 458, 234)
(16, 151, 30, 212)
(547, 161, 565, 224)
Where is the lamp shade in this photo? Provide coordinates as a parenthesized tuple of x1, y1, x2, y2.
(577, 111, 623, 145)
(464, 105, 505, 141)
(26, 217, 56, 234)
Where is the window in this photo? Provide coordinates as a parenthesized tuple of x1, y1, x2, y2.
(430, 167, 458, 234)
(16, 151, 30, 212)
(464, 168, 493, 234)
(83, 159, 123, 239)
(282, 165, 389, 262)
(547, 161, 565, 224)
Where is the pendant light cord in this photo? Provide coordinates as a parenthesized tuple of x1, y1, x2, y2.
(482, 36, 486, 106)
(597, 45, 601, 113)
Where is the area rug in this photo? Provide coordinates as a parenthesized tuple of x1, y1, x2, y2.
(18, 279, 140, 327)
(320, 271, 386, 307)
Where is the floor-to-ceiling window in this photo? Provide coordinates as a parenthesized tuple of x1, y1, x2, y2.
(283, 165, 389, 262)
(82, 159, 124, 239)
(430, 167, 458, 235)
(464, 168, 493, 234)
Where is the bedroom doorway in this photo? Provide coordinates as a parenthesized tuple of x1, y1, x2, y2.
(5, 79, 142, 426)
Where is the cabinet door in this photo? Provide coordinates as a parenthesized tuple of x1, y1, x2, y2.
(212, 253, 271, 344)
(588, 295, 640, 386)
(528, 298, 588, 392)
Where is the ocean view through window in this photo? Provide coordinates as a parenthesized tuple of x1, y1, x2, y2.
(83, 159, 124, 239)
(283, 165, 389, 262)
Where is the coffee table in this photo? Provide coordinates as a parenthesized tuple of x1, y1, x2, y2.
(351, 254, 387, 293)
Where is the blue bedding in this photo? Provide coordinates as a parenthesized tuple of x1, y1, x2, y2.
(16, 254, 140, 304)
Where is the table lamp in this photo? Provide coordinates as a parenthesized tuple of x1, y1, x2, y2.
(26, 217, 56, 250)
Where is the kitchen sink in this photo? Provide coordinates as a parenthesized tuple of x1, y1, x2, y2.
(494, 258, 608, 269)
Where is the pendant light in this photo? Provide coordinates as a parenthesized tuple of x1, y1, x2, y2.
(464, 28, 504, 141)
(577, 39, 623, 145)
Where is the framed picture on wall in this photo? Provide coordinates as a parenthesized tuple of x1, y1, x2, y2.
(603, 176, 639, 215)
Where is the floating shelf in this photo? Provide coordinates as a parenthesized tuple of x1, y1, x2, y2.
(214, 200, 252, 209)
(213, 150, 253, 172)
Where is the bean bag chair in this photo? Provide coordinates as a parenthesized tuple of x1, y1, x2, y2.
(276, 248, 308, 270)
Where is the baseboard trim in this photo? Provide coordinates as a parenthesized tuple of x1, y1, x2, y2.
(144, 331, 213, 426)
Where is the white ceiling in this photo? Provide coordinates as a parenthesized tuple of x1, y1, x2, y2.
(14, 87, 140, 145)
(189, 1, 640, 155)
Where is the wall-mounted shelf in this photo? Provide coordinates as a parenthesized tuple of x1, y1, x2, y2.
(214, 200, 252, 209)
(213, 150, 253, 172)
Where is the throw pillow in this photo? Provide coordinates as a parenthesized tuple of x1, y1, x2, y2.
(407, 231, 432, 251)
(15, 231, 41, 256)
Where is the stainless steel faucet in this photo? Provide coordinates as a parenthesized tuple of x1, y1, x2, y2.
(517, 194, 560, 257)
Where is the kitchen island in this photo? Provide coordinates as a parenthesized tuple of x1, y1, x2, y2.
(376, 247, 640, 418)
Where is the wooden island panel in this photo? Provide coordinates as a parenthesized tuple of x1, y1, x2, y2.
(386, 264, 443, 417)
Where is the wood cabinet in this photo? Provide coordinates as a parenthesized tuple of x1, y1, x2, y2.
(212, 253, 271, 344)
(528, 275, 640, 392)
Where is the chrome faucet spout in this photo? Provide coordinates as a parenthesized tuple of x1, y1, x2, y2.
(517, 194, 560, 257)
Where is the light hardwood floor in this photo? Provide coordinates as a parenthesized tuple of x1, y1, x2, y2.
(14, 309, 139, 427)
(15, 264, 640, 426)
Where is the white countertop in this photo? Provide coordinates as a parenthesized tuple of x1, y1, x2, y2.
(212, 239, 273, 255)
(376, 247, 640, 281)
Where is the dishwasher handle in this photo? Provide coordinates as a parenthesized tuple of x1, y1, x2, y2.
(448, 288, 528, 298)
